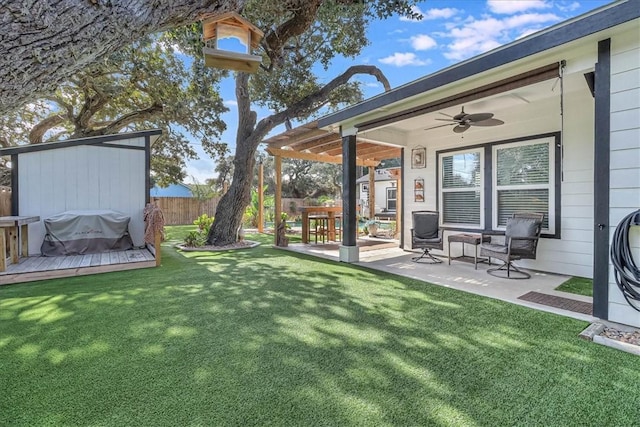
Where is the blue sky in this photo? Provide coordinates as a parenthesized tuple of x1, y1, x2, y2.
(185, 0, 612, 183)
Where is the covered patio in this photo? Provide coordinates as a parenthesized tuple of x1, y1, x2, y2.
(261, 120, 403, 247)
(277, 240, 594, 323)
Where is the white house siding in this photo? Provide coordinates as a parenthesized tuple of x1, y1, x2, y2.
(402, 67, 598, 278)
(18, 137, 147, 253)
(607, 28, 640, 328)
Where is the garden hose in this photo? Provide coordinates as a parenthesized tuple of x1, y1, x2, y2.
(610, 209, 640, 311)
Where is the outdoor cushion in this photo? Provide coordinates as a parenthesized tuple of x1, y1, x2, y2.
(480, 243, 509, 254)
(506, 218, 539, 251)
(413, 213, 439, 239)
(413, 236, 442, 244)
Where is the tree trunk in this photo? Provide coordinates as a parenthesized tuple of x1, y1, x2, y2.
(0, 0, 244, 114)
(207, 66, 391, 246)
(206, 72, 264, 246)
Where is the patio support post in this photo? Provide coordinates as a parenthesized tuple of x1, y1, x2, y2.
(368, 168, 375, 220)
(274, 155, 282, 245)
(340, 133, 359, 262)
(258, 161, 264, 233)
(592, 38, 611, 320)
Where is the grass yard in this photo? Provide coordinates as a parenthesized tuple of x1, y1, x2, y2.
(555, 276, 594, 297)
(0, 226, 638, 426)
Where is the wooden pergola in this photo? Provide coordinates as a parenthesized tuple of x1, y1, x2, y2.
(261, 121, 402, 244)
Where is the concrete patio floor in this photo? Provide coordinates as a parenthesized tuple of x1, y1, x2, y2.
(278, 237, 595, 323)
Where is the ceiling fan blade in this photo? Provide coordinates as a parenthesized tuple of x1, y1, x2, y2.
(434, 118, 457, 122)
(471, 118, 504, 127)
(438, 111, 454, 118)
(424, 123, 455, 131)
(453, 124, 470, 133)
(466, 112, 493, 122)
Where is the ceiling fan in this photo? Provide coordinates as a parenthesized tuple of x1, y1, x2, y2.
(425, 106, 504, 133)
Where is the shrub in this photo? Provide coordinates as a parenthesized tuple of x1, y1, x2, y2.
(193, 214, 214, 234)
(184, 231, 206, 247)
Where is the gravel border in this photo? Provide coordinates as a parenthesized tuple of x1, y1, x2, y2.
(580, 322, 640, 356)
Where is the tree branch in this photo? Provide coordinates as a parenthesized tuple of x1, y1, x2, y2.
(262, 0, 323, 67)
(28, 114, 67, 144)
(74, 101, 164, 137)
(256, 65, 391, 137)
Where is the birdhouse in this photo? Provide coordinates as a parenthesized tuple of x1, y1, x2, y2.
(202, 12, 264, 73)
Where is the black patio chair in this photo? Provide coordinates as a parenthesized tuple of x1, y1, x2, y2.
(411, 210, 443, 263)
(480, 212, 545, 279)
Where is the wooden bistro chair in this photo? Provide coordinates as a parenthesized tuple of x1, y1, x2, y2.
(410, 210, 443, 263)
(308, 214, 329, 244)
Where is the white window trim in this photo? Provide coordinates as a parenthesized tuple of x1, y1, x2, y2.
(386, 187, 397, 211)
(438, 148, 484, 229)
(491, 137, 555, 234)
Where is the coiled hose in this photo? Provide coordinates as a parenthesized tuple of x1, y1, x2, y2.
(610, 209, 640, 311)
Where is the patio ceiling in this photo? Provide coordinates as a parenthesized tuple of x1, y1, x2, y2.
(262, 121, 401, 167)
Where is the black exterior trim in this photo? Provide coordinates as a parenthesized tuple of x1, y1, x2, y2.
(10, 154, 18, 215)
(319, 1, 638, 128)
(342, 134, 357, 247)
(145, 136, 151, 205)
(592, 39, 611, 320)
(436, 132, 562, 239)
(484, 146, 493, 231)
(0, 129, 162, 156)
(400, 147, 405, 249)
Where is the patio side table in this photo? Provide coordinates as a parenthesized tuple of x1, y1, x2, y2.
(448, 233, 490, 269)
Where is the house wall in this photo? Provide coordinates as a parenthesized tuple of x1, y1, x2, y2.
(402, 72, 597, 278)
(607, 28, 640, 328)
(18, 136, 147, 253)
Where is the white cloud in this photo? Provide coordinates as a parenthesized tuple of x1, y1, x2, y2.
(557, 1, 581, 12)
(410, 34, 437, 51)
(379, 52, 430, 67)
(487, 0, 551, 14)
(223, 100, 238, 107)
(442, 12, 560, 60)
(400, 6, 459, 22)
(364, 82, 381, 88)
(423, 8, 460, 20)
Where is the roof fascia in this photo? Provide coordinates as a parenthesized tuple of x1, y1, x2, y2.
(0, 129, 162, 156)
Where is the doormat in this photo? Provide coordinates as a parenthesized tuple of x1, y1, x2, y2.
(518, 291, 592, 315)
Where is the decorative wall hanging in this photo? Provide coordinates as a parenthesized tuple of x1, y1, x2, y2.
(411, 146, 426, 169)
(414, 178, 425, 202)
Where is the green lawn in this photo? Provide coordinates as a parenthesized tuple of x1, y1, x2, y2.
(555, 276, 594, 297)
(0, 226, 637, 426)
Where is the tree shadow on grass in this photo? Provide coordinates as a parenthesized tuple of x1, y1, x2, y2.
(0, 243, 639, 426)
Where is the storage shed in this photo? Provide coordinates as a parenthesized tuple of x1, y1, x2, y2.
(0, 129, 161, 257)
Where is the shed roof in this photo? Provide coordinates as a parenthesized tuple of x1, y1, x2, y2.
(0, 129, 162, 156)
(262, 121, 401, 167)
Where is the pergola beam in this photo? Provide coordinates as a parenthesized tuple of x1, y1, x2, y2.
(267, 147, 379, 167)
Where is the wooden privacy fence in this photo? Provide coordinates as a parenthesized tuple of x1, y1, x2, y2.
(0, 186, 10, 216)
(154, 197, 219, 225)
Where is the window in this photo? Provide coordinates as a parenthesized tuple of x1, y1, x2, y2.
(493, 137, 554, 233)
(439, 149, 483, 227)
(386, 187, 397, 211)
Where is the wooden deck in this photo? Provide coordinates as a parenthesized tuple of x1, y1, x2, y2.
(0, 249, 156, 285)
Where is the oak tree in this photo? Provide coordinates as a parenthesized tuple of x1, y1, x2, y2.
(0, 33, 229, 186)
(206, 0, 418, 245)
